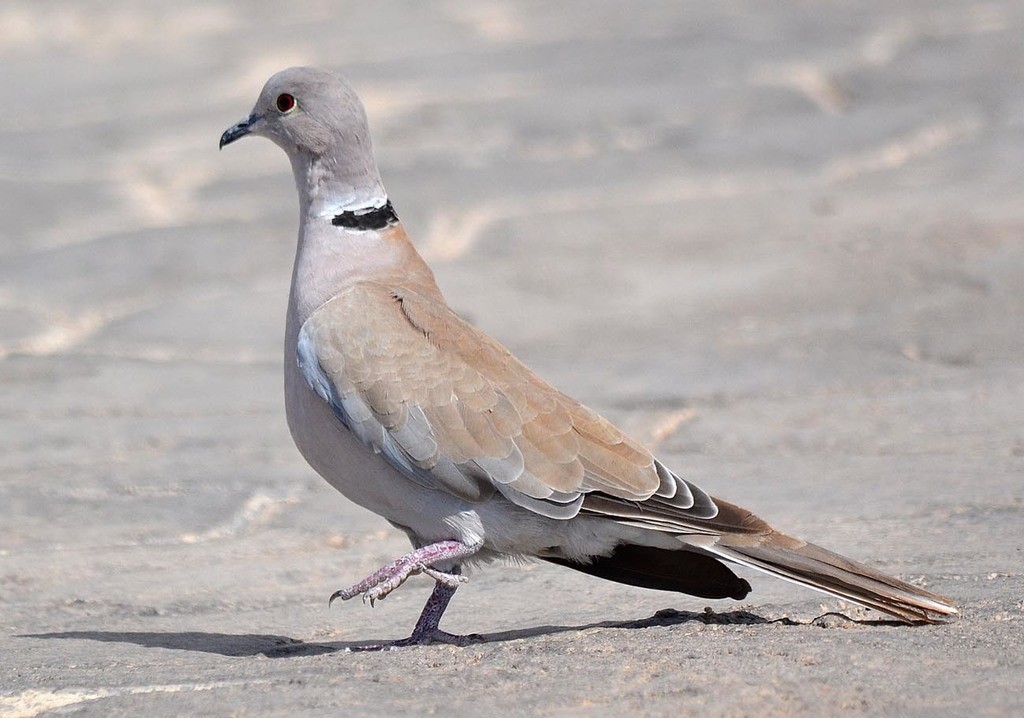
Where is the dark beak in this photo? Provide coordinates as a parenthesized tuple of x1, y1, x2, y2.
(219, 114, 259, 149)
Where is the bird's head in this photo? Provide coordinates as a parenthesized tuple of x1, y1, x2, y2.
(220, 66, 386, 212)
(220, 66, 373, 156)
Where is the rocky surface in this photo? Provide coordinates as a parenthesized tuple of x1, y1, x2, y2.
(2, 1, 1022, 715)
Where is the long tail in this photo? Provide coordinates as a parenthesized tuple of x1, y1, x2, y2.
(569, 493, 957, 622)
(699, 533, 957, 623)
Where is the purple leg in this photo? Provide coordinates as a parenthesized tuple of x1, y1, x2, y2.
(329, 539, 480, 606)
(405, 573, 462, 643)
(331, 539, 482, 649)
(349, 568, 473, 651)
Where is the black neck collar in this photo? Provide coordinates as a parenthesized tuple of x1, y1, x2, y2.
(331, 200, 399, 231)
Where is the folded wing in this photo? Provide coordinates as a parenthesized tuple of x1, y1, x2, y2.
(297, 282, 957, 622)
(297, 282, 714, 520)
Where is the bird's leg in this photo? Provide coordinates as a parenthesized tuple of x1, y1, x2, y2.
(393, 566, 473, 647)
(329, 539, 480, 606)
(332, 539, 484, 650)
(345, 566, 476, 651)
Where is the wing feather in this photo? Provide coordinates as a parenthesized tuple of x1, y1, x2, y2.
(299, 282, 957, 623)
(298, 282, 725, 526)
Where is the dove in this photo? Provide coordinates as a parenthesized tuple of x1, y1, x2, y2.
(219, 67, 956, 648)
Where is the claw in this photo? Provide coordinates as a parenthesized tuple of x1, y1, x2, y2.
(421, 567, 469, 588)
(326, 539, 482, 632)
(332, 547, 480, 649)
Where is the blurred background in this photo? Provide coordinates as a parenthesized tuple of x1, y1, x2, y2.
(2, 1, 1022, 715)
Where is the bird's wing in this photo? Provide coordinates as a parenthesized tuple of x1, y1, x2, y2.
(298, 282, 959, 622)
(296, 281, 717, 521)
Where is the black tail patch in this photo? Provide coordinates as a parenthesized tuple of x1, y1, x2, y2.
(546, 544, 752, 600)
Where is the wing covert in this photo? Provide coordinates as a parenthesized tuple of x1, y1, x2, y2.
(297, 282, 720, 525)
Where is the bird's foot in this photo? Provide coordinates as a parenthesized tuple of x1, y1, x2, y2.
(346, 628, 479, 652)
(329, 539, 478, 606)
(336, 558, 476, 650)
(341, 564, 467, 606)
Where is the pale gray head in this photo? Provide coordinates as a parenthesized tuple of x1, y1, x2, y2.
(220, 67, 386, 212)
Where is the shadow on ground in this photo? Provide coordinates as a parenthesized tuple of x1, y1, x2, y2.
(20, 608, 905, 656)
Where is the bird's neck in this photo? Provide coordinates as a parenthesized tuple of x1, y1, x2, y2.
(330, 200, 400, 231)
(288, 220, 445, 332)
(287, 154, 444, 325)
(291, 152, 388, 219)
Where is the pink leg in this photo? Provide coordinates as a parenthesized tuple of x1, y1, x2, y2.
(329, 539, 481, 606)
(348, 568, 476, 651)
(332, 539, 483, 650)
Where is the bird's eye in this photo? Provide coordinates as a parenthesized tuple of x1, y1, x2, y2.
(276, 93, 296, 113)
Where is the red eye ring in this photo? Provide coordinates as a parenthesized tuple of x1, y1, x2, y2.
(276, 93, 296, 113)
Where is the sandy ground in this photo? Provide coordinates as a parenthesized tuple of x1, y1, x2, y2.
(2, 1, 1023, 716)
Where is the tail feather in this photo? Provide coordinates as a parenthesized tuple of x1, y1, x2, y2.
(702, 535, 957, 623)
(577, 494, 956, 622)
(546, 543, 752, 600)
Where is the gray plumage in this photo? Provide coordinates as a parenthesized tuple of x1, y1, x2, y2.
(220, 67, 956, 647)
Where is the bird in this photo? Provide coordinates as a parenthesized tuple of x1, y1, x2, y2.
(219, 66, 956, 648)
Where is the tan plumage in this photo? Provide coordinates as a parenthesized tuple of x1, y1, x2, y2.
(298, 268, 706, 512)
(297, 250, 955, 623)
(221, 67, 956, 646)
